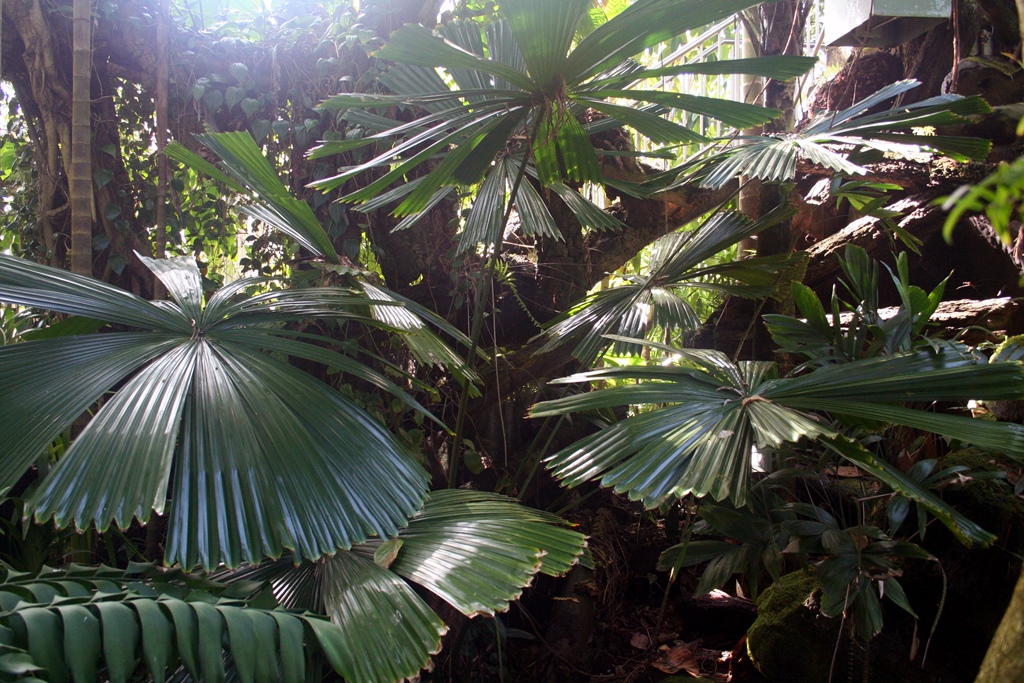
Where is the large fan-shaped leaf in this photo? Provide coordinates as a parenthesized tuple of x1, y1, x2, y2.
(696, 81, 992, 189)
(383, 490, 585, 614)
(318, 553, 447, 683)
(218, 491, 584, 683)
(540, 208, 798, 364)
(0, 255, 430, 570)
(532, 344, 1024, 544)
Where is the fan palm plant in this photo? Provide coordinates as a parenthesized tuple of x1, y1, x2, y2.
(307, 0, 817, 250)
(0, 251, 586, 683)
(531, 338, 1024, 547)
(0, 252, 445, 570)
(687, 80, 992, 190)
(538, 206, 806, 364)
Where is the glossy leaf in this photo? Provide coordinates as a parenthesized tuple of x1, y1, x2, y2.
(222, 491, 584, 683)
(0, 564, 346, 683)
(696, 81, 991, 188)
(533, 343, 1023, 543)
(0, 254, 429, 569)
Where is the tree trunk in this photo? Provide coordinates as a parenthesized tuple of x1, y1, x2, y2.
(70, 0, 92, 276)
(976, 566, 1024, 682)
(153, 0, 169, 299)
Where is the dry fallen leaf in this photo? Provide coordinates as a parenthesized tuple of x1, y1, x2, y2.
(651, 642, 700, 675)
(630, 632, 651, 650)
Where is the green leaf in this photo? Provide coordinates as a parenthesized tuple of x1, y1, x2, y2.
(564, 0, 766, 85)
(132, 599, 173, 680)
(197, 132, 339, 260)
(822, 436, 995, 546)
(386, 490, 585, 613)
(193, 602, 226, 683)
(161, 598, 199, 678)
(373, 539, 404, 569)
(374, 25, 536, 92)
(219, 606, 258, 683)
(541, 208, 795, 364)
(94, 602, 138, 683)
(501, 0, 591, 94)
(228, 62, 249, 82)
(58, 606, 101, 683)
(164, 142, 246, 194)
(587, 89, 780, 129)
(1, 255, 431, 570)
(884, 578, 918, 618)
(319, 553, 446, 683)
(225, 85, 246, 110)
(607, 55, 819, 82)
(269, 612, 305, 683)
(16, 608, 68, 683)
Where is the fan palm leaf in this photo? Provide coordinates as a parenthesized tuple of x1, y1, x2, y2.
(531, 343, 1024, 545)
(540, 207, 804, 364)
(218, 490, 586, 683)
(0, 253, 432, 570)
(308, 0, 815, 248)
(693, 80, 992, 189)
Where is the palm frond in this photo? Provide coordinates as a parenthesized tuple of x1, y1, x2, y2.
(0, 255, 429, 569)
(218, 491, 584, 683)
(0, 563, 347, 683)
(531, 344, 1024, 544)
(540, 208, 796, 364)
(695, 81, 992, 189)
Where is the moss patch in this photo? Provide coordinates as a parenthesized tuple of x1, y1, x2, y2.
(747, 571, 840, 682)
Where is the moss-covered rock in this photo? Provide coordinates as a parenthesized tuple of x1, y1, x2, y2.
(746, 571, 841, 682)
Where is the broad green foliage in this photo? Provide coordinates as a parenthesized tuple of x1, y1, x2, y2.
(691, 80, 991, 189)
(308, 0, 815, 250)
(222, 490, 586, 683)
(539, 206, 805, 363)
(532, 340, 1024, 546)
(0, 563, 346, 683)
(0, 253, 431, 569)
(0, 252, 587, 680)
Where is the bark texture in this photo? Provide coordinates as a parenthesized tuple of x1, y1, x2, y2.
(976, 567, 1024, 683)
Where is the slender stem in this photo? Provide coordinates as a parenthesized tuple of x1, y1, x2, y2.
(654, 501, 695, 639)
(448, 148, 534, 487)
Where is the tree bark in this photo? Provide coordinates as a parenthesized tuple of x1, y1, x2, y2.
(976, 566, 1024, 682)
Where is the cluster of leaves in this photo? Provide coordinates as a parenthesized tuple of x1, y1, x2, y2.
(0, 563, 344, 683)
(4, 0, 1022, 679)
(537, 245, 1024, 642)
(308, 0, 818, 251)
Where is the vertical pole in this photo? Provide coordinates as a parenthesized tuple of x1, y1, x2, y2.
(70, 0, 93, 276)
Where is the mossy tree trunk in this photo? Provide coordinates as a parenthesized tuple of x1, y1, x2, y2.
(975, 567, 1024, 682)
